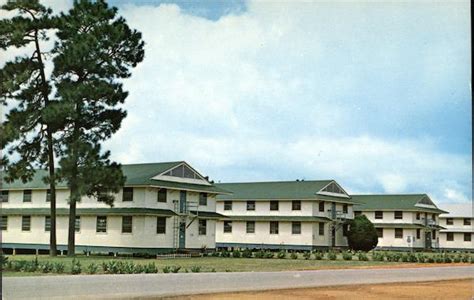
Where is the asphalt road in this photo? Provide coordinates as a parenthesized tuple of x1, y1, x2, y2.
(3, 266, 474, 299)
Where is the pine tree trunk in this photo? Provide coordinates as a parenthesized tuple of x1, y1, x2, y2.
(67, 197, 76, 256)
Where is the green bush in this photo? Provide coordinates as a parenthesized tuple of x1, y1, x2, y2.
(357, 252, 368, 261)
(144, 263, 158, 273)
(328, 252, 337, 260)
(211, 268, 216, 272)
(303, 252, 311, 260)
(190, 266, 201, 273)
(407, 253, 417, 263)
(133, 263, 145, 274)
(162, 266, 171, 273)
(22, 260, 39, 272)
(53, 262, 65, 273)
(314, 252, 324, 260)
(264, 252, 274, 259)
(211, 251, 220, 257)
(342, 252, 352, 261)
(277, 251, 286, 259)
(71, 258, 81, 275)
(40, 262, 54, 273)
(372, 252, 384, 261)
(427, 256, 435, 263)
(416, 254, 426, 263)
(453, 256, 461, 263)
(290, 252, 298, 259)
(0, 254, 8, 271)
(347, 215, 378, 251)
(242, 249, 252, 258)
(435, 256, 443, 263)
(171, 266, 181, 273)
(401, 254, 409, 262)
(255, 250, 265, 259)
(461, 255, 470, 263)
(220, 250, 230, 258)
(232, 250, 241, 258)
(86, 263, 99, 274)
(444, 256, 452, 263)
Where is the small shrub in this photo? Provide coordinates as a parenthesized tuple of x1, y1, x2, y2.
(277, 251, 286, 259)
(461, 255, 469, 263)
(86, 263, 99, 274)
(190, 266, 201, 273)
(133, 264, 145, 274)
(453, 256, 461, 263)
(211, 251, 220, 257)
(264, 252, 274, 259)
(407, 253, 417, 263)
(220, 250, 230, 258)
(162, 266, 171, 273)
(255, 250, 265, 259)
(372, 252, 384, 261)
(401, 254, 409, 262)
(144, 263, 158, 273)
(232, 250, 241, 258)
(40, 262, 54, 273)
(435, 256, 443, 263)
(242, 249, 252, 258)
(314, 252, 323, 260)
(210, 268, 216, 272)
(290, 252, 298, 259)
(328, 252, 337, 260)
(53, 262, 65, 274)
(444, 256, 452, 263)
(303, 252, 311, 260)
(427, 257, 435, 263)
(416, 254, 426, 263)
(342, 252, 352, 261)
(357, 252, 368, 261)
(71, 258, 81, 275)
(225, 269, 231, 272)
(171, 266, 181, 273)
(0, 254, 8, 271)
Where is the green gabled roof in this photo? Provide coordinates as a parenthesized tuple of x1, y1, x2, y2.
(0, 207, 177, 216)
(224, 215, 332, 222)
(215, 180, 352, 202)
(1, 161, 229, 194)
(352, 194, 447, 214)
(189, 210, 226, 219)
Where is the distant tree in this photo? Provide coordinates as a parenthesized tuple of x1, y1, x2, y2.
(0, 0, 59, 256)
(347, 215, 378, 251)
(52, 0, 144, 256)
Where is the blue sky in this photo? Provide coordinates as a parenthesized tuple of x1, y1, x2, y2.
(1, 0, 471, 204)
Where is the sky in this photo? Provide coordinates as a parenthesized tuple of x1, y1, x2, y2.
(1, 0, 471, 204)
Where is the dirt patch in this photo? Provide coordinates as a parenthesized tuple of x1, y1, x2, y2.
(164, 279, 474, 300)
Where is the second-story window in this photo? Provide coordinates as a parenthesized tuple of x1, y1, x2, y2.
(446, 232, 454, 241)
(318, 223, 324, 235)
(22, 216, 31, 231)
(1, 191, 9, 203)
(319, 201, 325, 212)
(122, 216, 133, 233)
(343, 204, 348, 214)
(96, 216, 107, 233)
(464, 218, 471, 226)
(199, 193, 207, 206)
(246, 201, 255, 211)
(464, 233, 471, 241)
(156, 217, 166, 234)
(416, 229, 421, 239)
(292, 222, 301, 234)
(416, 212, 420, 220)
(224, 201, 232, 211)
(46, 189, 51, 202)
(394, 228, 403, 239)
(270, 201, 279, 211)
(123, 187, 133, 202)
(223, 221, 232, 233)
(375, 211, 383, 219)
(394, 211, 403, 220)
(431, 214, 436, 221)
(158, 189, 167, 203)
(23, 190, 32, 202)
(45, 216, 51, 232)
(446, 218, 453, 225)
(246, 221, 255, 233)
(292, 200, 301, 211)
(269, 221, 279, 234)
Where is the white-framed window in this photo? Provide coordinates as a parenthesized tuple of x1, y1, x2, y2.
(223, 221, 232, 233)
(292, 222, 301, 234)
(123, 187, 133, 202)
(157, 217, 166, 234)
(122, 216, 133, 233)
(198, 219, 207, 235)
(246, 221, 255, 233)
(269, 221, 279, 234)
(22, 216, 31, 231)
(96, 216, 107, 233)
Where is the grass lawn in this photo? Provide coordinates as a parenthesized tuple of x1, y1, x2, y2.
(4, 254, 408, 276)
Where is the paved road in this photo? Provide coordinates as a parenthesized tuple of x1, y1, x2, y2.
(3, 266, 474, 299)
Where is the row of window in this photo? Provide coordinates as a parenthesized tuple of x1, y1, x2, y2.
(223, 201, 349, 213)
(0, 215, 208, 235)
(445, 232, 472, 242)
(1, 189, 209, 206)
(376, 228, 439, 240)
(445, 218, 471, 226)
(222, 221, 329, 235)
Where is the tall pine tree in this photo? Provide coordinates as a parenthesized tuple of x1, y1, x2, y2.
(0, 0, 59, 256)
(52, 0, 144, 256)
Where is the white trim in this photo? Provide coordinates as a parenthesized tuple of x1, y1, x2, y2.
(317, 181, 351, 198)
(153, 162, 211, 186)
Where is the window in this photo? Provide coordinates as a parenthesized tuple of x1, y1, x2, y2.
(431, 214, 436, 221)
(432, 231, 436, 239)
(199, 193, 207, 206)
(394, 211, 403, 219)
(375, 211, 383, 219)
(464, 218, 471, 226)
(416, 229, 421, 239)
(0, 190, 8, 203)
(156, 217, 166, 234)
(122, 216, 133, 233)
(395, 228, 403, 239)
(23, 190, 32, 202)
(22, 216, 31, 231)
(246, 221, 255, 233)
(376, 228, 383, 238)
(46, 189, 51, 202)
(157, 189, 167, 203)
(318, 223, 325, 236)
(198, 219, 207, 235)
(247, 201, 255, 211)
(269, 221, 279, 234)
(342, 204, 348, 214)
(292, 201, 301, 211)
(446, 218, 453, 225)
(270, 201, 279, 211)
(319, 201, 325, 212)
(342, 224, 348, 237)
(1, 216, 7, 230)
(45, 216, 51, 232)
(292, 222, 301, 234)
(123, 187, 133, 202)
(75, 216, 81, 232)
(416, 213, 420, 220)
(96, 216, 107, 233)
(447, 232, 454, 241)
(224, 201, 232, 211)
(322, 182, 345, 194)
(354, 211, 362, 217)
(163, 164, 200, 179)
(223, 221, 232, 233)
(464, 233, 471, 242)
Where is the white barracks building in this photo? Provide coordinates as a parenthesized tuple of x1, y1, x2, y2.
(0, 162, 227, 254)
(439, 203, 474, 251)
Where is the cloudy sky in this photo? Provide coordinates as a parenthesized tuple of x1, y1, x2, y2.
(2, 1, 471, 204)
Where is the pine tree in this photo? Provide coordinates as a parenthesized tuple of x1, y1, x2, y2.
(52, 0, 144, 256)
(0, 0, 59, 256)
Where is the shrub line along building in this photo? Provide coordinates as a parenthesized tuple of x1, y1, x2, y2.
(0, 160, 472, 254)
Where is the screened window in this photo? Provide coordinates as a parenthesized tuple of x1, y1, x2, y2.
(269, 221, 279, 234)
(23, 190, 32, 202)
(122, 216, 133, 233)
(0, 190, 8, 203)
(1, 216, 7, 230)
(224, 221, 232, 233)
(416, 229, 421, 239)
(45, 216, 51, 232)
(96, 216, 107, 233)
(199, 193, 207, 206)
(376, 228, 383, 238)
(464, 218, 471, 226)
(292, 201, 301, 211)
(375, 211, 383, 219)
(246, 221, 255, 233)
(322, 182, 345, 194)
(343, 204, 348, 214)
(319, 201, 325, 212)
(158, 189, 167, 203)
(198, 219, 207, 235)
(342, 224, 349, 237)
(464, 233, 471, 242)
(224, 201, 232, 211)
(270, 201, 279, 211)
(46, 189, 51, 202)
(416, 213, 420, 220)
(395, 228, 403, 239)
(292, 222, 301, 234)
(22, 216, 31, 231)
(318, 223, 324, 236)
(123, 187, 133, 202)
(246, 201, 255, 211)
(157, 217, 166, 234)
(447, 232, 454, 241)
(394, 211, 403, 219)
(75, 216, 81, 232)
(163, 164, 200, 179)
(446, 218, 453, 225)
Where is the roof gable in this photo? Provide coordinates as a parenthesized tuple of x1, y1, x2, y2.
(152, 162, 211, 186)
(352, 194, 446, 213)
(317, 181, 350, 198)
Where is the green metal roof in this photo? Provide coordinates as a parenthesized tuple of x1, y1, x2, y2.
(352, 194, 447, 214)
(189, 210, 226, 219)
(372, 223, 427, 229)
(215, 180, 353, 203)
(0, 207, 177, 216)
(224, 215, 332, 222)
(0, 161, 229, 194)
